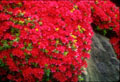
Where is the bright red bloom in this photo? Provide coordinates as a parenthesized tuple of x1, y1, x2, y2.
(0, 0, 119, 82)
(12, 48, 25, 59)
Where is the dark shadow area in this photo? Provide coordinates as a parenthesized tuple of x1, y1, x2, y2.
(111, 0, 120, 7)
(91, 23, 118, 38)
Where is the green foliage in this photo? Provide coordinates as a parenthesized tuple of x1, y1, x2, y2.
(109, 27, 113, 30)
(103, 29, 107, 35)
(31, 62, 38, 67)
(78, 75, 84, 82)
(52, 49, 59, 53)
(26, 43, 33, 50)
(0, 40, 11, 50)
(42, 69, 51, 82)
(0, 59, 5, 67)
(63, 51, 68, 56)
(96, 26, 101, 31)
(0, 46, 3, 51)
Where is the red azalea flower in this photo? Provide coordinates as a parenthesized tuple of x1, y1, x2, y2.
(6, 58, 19, 72)
(12, 48, 25, 58)
(53, 72, 67, 82)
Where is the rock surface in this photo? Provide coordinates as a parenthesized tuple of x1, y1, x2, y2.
(84, 33, 120, 82)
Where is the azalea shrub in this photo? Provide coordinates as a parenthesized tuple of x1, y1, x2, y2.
(0, 0, 94, 82)
(90, 0, 120, 59)
(0, 0, 119, 82)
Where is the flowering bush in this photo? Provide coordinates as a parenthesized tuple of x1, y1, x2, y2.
(0, 0, 119, 82)
(90, 0, 120, 59)
(0, 0, 93, 82)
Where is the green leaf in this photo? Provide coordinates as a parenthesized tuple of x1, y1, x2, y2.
(103, 29, 107, 35)
(0, 46, 3, 51)
(7, 11, 13, 15)
(44, 49, 48, 53)
(18, 70, 22, 73)
(0, 59, 5, 67)
(51, 64, 54, 67)
(84, 41, 87, 44)
(25, 58, 28, 64)
(109, 27, 113, 30)
(44, 69, 50, 77)
(2, 41, 11, 49)
(42, 68, 50, 82)
(91, 8, 95, 13)
(71, 44, 77, 51)
(87, 50, 91, 54)
(45, 64, 48, 67)
(31, 63, 38, 67)
(96, 26, 100, 30)
(21, 47, 25, 50)
(52, 49, 59, 53)
(3, 56, 7, 59)
(16, 33, 20, 37)
(78, 75, 84, 81)
(18, 20, 24, 25)
(18, 12, 24, 17)
(11, 27, 19, 34)
(30, 24, 35, 29)
(9, 41, 13, 45)
(0, 59, 2, 64)
(26, 43, 33, 50)
(18, 2, 23, 7)
(36, 80, 39, 82)
(63, 51, 68, 56)
(1, 40, 7, 44)
(74, 5, 78, 9)
(39, 21, 43, 26)
(50, 56, 52, 59)
(9, 17, 13, 21)
(28, 43, 32, 47)
(10, 54, 13, 58)
(13, 37, 20, 42)
(24, 42, 27, 46)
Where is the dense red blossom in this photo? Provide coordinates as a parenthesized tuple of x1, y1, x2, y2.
(0, 0, 119, 82)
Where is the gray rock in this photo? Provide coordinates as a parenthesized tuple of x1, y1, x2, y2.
(83, 33, 120, 82)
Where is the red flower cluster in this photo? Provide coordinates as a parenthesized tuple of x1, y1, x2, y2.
(0, 0, 93, 82)
(0, 0, 119, 82)
(90, 0, 120, 59)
